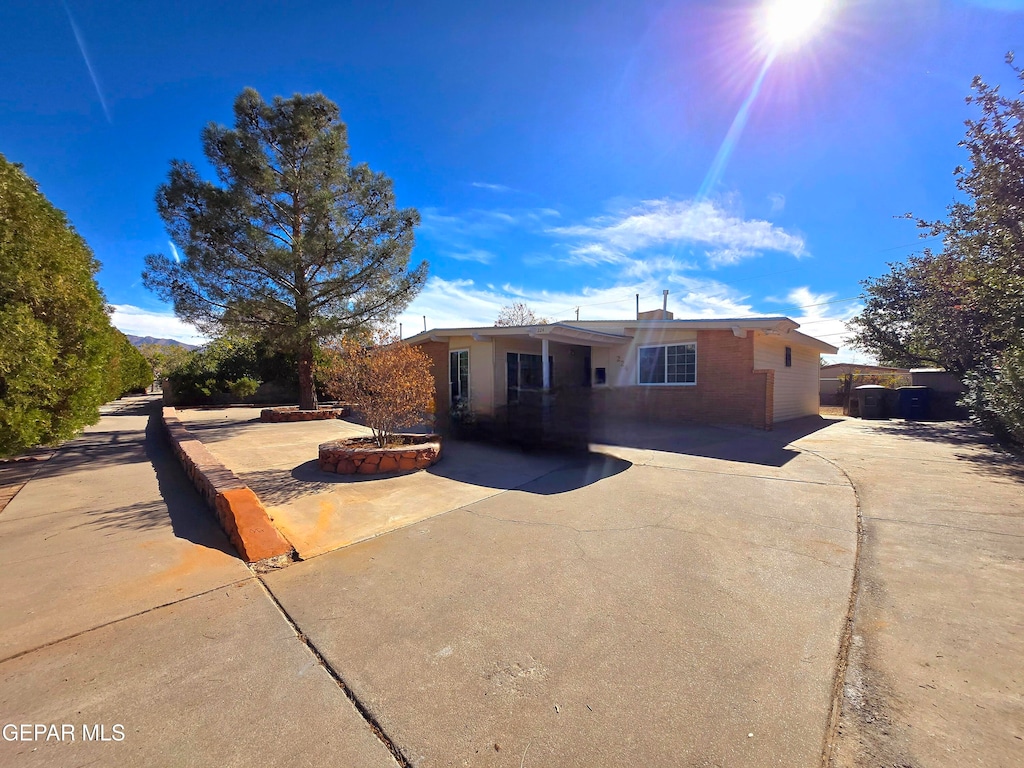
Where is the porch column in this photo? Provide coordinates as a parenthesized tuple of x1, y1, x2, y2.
(542, 338, 550, 389)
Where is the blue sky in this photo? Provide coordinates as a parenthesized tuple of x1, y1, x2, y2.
(2, 0, 1022, 361)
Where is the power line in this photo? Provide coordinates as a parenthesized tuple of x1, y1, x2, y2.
(793, 295, 862, 309)
(795, 317, 854, 326)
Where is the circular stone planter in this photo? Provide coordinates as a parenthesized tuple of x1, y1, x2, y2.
(261, 405, 350, 423)
(318, 434, 442, 475)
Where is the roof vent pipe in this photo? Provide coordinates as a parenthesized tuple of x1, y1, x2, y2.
(662, 290, 669, 321)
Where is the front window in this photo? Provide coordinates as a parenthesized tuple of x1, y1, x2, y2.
(507, 352, 550, 403)
(450, 349, 469, 404)
(638, 343, 696, 385)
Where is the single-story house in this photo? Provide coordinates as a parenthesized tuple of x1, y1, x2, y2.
(407, 311, 838, 432)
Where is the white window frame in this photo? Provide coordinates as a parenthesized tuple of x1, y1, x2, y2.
(450, 348, 470, 405)
(637, 343, 697, 386)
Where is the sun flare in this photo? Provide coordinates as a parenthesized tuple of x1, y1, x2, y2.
(759, 0, 833, 51)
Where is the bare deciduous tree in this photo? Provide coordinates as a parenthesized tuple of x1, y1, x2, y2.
(494, 301, 547, 327)
(320, 333, 434, 447)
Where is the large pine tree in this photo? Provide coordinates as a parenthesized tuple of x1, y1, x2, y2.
(144, 88, 426, 410)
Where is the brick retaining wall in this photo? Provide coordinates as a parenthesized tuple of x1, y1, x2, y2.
(162, 407, 295, 567)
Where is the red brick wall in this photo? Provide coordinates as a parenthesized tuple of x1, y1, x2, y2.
(414, 341, 451, 431)
(589, 330, 774, 429)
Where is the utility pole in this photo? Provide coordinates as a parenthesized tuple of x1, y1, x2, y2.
(575, 307, 579, 321)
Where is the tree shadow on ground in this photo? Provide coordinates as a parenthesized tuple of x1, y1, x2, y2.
(862, 420, 1024, 483)
(65, 403, 237, 556)
(238, 445, 631, 506)
(171, 414, 265, 443)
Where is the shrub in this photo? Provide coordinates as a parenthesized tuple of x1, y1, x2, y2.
(228, 377, 260, 399)
(962, 345, 1024, 450)
(320, 333, 434, 448)
(0, 155, 126, 455)
(101, 329, 153, 399)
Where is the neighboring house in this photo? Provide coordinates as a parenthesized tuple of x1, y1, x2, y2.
(819, 363, 912, 405)
(407, 312, 838, 432)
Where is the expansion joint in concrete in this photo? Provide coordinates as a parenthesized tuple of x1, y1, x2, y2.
(255, 576, 411, 768)
(0, 578, 251, 666)
(799, 448, 865, 768)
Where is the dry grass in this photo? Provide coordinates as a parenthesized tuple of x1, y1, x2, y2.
(819, 406, 845, 417)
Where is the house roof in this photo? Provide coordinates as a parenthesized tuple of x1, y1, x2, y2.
(406, 322, 632, 348)
(406, 315, 838, 353)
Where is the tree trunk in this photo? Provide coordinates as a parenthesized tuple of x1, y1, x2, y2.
(298, 339, 318, 411)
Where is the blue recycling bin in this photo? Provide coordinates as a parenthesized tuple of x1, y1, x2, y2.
(897, 386, 931, 420)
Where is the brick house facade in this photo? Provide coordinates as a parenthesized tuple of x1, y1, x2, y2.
(407, 316, 836, 433)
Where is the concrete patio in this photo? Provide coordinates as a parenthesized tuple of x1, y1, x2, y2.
(176, 408, 595, 559)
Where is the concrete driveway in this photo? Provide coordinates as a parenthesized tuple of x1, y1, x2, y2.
(796, 418, 1024, 768)
(6, 401, 1020, 767)
(236, 414, 859, 767)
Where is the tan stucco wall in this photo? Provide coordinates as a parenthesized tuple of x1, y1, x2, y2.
(753, 333, 821, 422)
(446, 336, 497, 416)
(590, 346, 612, 385)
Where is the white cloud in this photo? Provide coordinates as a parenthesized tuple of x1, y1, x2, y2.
(394, 274, 757, 335)
(419, 207, 561, 267)
(109, 304, 207, 345)
(550, 198, 806, 268)
(445, 249, 496, 264)
(471, 182, 514, 193)
(706, 247, 756, 267)
(420, 207, 558, 241)
(768, 193, 786, 213)
(168, 241, 180, 263)
(621, 256, 700, 279)
(774, 287, 868, 364)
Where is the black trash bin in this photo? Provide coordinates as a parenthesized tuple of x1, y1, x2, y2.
(854, 385, 892, 419)
(896, 386, 931, 420)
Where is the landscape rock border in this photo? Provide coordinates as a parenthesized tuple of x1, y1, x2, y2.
(260, 405, 350, 423)
(319, 434, 442, 475)
(162, 406, 296, 567)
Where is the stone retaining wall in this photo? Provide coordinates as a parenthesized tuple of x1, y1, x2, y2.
(162, 407, 295, 566)
(319, 435, 442, 475)
(260, 405, 350, 423)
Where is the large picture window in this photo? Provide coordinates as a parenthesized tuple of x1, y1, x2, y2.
(637, 343, 696, 385)
(450, 349, 469, 405)
(506, 352, 551, 403)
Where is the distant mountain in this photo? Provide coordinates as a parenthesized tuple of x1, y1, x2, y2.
(125, 335, 199, 350)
